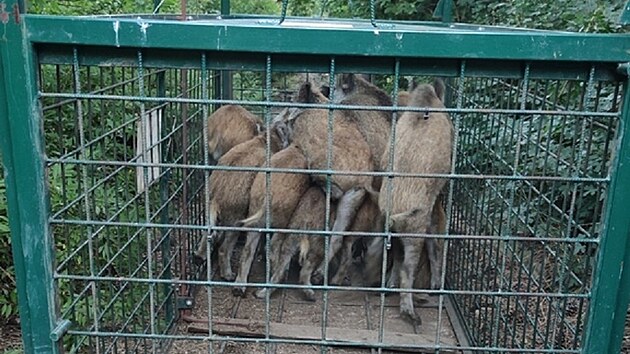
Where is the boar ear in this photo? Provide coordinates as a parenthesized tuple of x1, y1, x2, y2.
(409, 77, 419, 92)
(338, 73, 356, 93)
(432, 78, 446, 102)
(295, 81, 313, 103)
(319, 84, 330, 99)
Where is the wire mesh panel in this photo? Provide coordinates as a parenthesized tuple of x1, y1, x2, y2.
(2, 5, 630, 354)
(447, 68, 621, 352)
(41, 52, 222, 352)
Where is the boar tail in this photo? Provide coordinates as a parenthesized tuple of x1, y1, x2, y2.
(299, 237, 310, 267)
(235, 207, 264, 228)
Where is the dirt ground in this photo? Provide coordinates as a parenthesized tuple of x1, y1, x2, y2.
(0, 322, 22, 353)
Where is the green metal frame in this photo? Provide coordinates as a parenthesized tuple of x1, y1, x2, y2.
(0, 1, 60, 352)
(23, 16, 630, 62)
(1, 1, 630, 353)
(582, 72, 630, 354)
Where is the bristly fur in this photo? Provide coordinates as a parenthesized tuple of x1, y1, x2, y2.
(377, 79, 453, 331)
(193, 130, 284, 281)
(232, 144, 310, 297)
(207, 104, 263, 161)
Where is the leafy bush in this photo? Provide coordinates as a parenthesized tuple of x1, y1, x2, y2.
(0, 162, 18, 323)
(456, 0, 625, 32)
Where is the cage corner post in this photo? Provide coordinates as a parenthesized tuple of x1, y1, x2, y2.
(581, 66, 630, 354)
(216, 0, 232, 104)
(0, 0, 61, 353)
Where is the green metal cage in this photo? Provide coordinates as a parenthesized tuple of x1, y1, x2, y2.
(1, 1, 630, 353)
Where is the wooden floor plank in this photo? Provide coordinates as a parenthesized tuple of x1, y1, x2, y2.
(189, 317, 458, 353)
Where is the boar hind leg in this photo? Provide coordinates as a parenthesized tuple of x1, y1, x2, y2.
(233, 231, 262, 297)
(255, 234, 298, 299)
(425, 237, 443, 290)
(320, 187, 366, 274)
(194, 231, 216, 265)
(299, 251, 322, 302)
(217, 231, 240, 281)
(427, 200, 446, 290)
(330, 237, 356, 285)
(399, 240, 424, 333)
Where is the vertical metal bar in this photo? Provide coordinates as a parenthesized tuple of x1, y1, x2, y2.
(221, 0, 230, 16)
(200, 52, 215, 354)
(136, 50, 158, 354)
(377, 59, 400, 354)
(608, 230, 630, 354)
(0, 1, 60, 352)
(369, 0, 377, 27)
(433, 0, 454, 23)
(320, 57, 336, 354)
(582, 68, 630, 354)
(437, 60, 466, 349)
(218, 0, 233, 105)
(491, 63, 530, 347)
(72, 47, 102, 354)
(279, 0, 289, 24)
(264, 54, 273, 354)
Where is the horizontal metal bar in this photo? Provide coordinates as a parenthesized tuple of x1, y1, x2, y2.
(37, 45, 622, 81)
(48, 218, 601, 244)
(55, 273, 591, 298)
(24, 15, 630, 63)
(65, 329, 580, 353)
(44, 158, 611, 183)
(38, 91, 620, 118)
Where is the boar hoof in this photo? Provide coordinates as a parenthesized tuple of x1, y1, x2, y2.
(302, 289, 316, 302)
(232, 287, 246, 297)
(400, 308, 422, 332)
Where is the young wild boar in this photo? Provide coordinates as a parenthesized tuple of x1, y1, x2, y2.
(278, 81, 375, 279)
(207, 104, 263, 161)
(377, 78, 453, 331)
(392, 81, 448, 291)
(253, 187, 336, 300)
(193, 123, 289, 281)
(232, 144, 310, 297)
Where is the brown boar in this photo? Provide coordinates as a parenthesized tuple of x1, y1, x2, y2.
(277, 81, 375, 281)
(335, 74, 393, 172)
(232, 144, 310, 296)
(193, 125, 288, 281)
(377, 78, 453, 331)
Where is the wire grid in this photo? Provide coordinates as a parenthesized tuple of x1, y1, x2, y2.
(42, 55, 219, 353)
(37, 44, 622, 353)
(448, 69, 620, 352)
